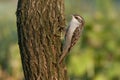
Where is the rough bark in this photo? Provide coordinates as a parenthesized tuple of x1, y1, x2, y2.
(16, 0, 68, 80)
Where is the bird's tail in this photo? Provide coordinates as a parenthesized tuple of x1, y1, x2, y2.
(58, 48, 68, 64)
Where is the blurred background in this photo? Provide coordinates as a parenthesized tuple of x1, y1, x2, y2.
(0, 0, 120, 80)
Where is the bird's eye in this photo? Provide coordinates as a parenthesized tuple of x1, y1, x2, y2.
(75, 16, 78, 19)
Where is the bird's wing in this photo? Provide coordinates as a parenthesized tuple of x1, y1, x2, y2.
(68, 26, 82, 52)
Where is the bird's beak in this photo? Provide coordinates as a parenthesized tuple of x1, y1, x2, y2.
(71, 15, 73, 17)
(71, 15, 74, 18)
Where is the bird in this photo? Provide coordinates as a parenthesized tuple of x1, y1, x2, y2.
(58, 14, 84, 64)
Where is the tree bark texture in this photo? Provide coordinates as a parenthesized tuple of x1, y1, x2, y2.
(16, 0, 68, 80)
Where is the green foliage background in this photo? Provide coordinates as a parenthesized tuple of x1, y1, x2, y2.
(0, 0, 120, 80)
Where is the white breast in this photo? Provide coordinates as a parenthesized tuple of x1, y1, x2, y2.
(68, 16, 80, 39)
(64, 17, 80, 49)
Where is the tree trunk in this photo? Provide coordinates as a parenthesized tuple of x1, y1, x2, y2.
(16, 0, 68, 80)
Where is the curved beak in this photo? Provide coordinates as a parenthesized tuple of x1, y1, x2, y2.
(71, 15, 74, 17)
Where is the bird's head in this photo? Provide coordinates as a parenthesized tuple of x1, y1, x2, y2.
(72, 14, 84, 26)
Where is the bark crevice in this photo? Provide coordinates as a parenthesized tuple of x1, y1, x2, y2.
(16, 0, 68, 80)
